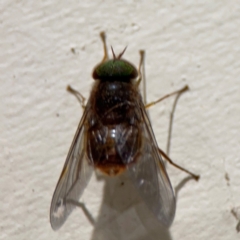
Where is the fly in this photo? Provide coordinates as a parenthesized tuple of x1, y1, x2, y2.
(50, 32, 199, 230)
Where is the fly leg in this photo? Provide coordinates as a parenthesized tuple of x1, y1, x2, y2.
(66, 33, 109, 108)
(136, 50, 189, 106)
(144, 86, 200, 181)
(136, 50, 145, 102)
(67, 85, 86, 110)
(158, 148, 200, 181)
(99, 31, 109, 62)
(139, 51, 199, 180)
(144, 85, 189, 109)
(146, 86, 199, 180)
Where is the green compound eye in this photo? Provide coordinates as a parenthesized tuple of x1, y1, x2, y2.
(92, 59, 138, 81)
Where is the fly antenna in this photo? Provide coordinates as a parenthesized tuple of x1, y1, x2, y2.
(117, 46, 127, 59)
(111, 46, 116, 60)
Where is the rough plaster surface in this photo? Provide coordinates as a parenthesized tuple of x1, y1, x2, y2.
(1, 1, 240, 240)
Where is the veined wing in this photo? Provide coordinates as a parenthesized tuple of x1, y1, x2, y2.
(127, 100, 176, 227)
(50, 106, 93, 230)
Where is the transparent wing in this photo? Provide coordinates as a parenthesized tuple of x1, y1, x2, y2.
(127, 101, 176, 227)
(50, 108, 93, 230)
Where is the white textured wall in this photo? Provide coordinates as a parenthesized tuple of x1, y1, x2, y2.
(1, 1, 240, 240)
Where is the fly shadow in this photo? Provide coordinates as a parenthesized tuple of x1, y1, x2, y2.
(87, 86, 195, 240)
